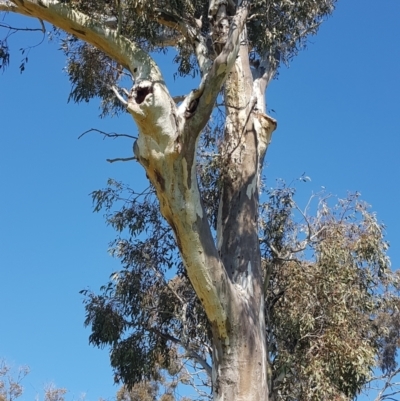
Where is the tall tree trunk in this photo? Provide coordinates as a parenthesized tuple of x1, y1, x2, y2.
(212, 42, 269, 400)
(3, 2, 277, 400)
(212, 295, 268, 400)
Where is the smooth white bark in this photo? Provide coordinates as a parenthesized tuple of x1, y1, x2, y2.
(1, 2, 277, 400)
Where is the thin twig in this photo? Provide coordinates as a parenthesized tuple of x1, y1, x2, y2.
(38, 19, 45, 33)
(0, 23, 44, 32)
(106, 157, 136, 163)
(155, 330, 212, 378)
(372, 367, 400, 401)
(78, 128, 137, 140)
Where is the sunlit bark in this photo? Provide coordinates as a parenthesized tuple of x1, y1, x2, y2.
(2, 1, 277, 400)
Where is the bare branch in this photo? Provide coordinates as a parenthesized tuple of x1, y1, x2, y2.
(78, 128, 137, 140)
(156, 331, 212, 378)
(172, 95, 186, 104)
(0, 22, 43, 31)
(153, 8, 211, 74)
(106, 157, 136, 163)
(38, 18, 45, 33)
(372, 367, 400, 401)
(184, 349, 212, 379)
(111, 85, 128, 106)
(181, 3, 249, 136)
(154, 34, 180, 47)
(121, 87, 130, 97)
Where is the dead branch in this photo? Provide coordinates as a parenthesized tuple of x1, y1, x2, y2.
(111, 85, 128, 106)
(106, 157, 136, 163)
(0, 22, 43, 32)
(78, 128, 137, 140)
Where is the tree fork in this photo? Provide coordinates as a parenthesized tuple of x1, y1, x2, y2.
(2, 1, 274, 400)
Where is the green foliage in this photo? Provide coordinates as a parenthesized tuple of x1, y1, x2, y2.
(0, 361, 29, 401)
(83, 180, 210, 395)
(117, 383, 159, 401)
(261, 184, 400, 400)
(196, 106, 225, 230)
(60, 38, 125, 116)
(0, 40, 10, 72)
(116, 376, 196, 401)
(53, 0, 210, 113)
(0, 363, 68, 401)
(0, 0, 337, 112)
(248, 0, 336, 66)
(0, 0, 336, 115)
(86, 177, 400, 400)
(3, 2, 397, 399)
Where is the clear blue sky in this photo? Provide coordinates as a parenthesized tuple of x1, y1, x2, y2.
(1, 1, 399, 400)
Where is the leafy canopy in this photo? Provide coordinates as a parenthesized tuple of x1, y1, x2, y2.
(0, 0, 336, 114)
(4, 1, 400, 400)
(84, 179, 400, 400)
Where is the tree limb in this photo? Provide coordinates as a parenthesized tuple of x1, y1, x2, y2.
(181, 2, 249, 139)
(156, 330, 212, 378)
(4, 0, 163, 82)
(372, 367, 400, 401)
(0, 22, 43, 31)
(111, 85, 128, 106)
(0, 1, 17, 13)
(106, 157, 136, 163)
(153, 8, 212, 74)
(172, 95, 186, 104)
(78, 128, 137, 140)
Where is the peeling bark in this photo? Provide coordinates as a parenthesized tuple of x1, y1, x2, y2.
(211, 36, 270, 400)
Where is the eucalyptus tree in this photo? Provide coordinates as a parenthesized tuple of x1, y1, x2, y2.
(0, 361, 68, 401)
(4, 1, 388, 400)
(86, 181, 400, 401)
